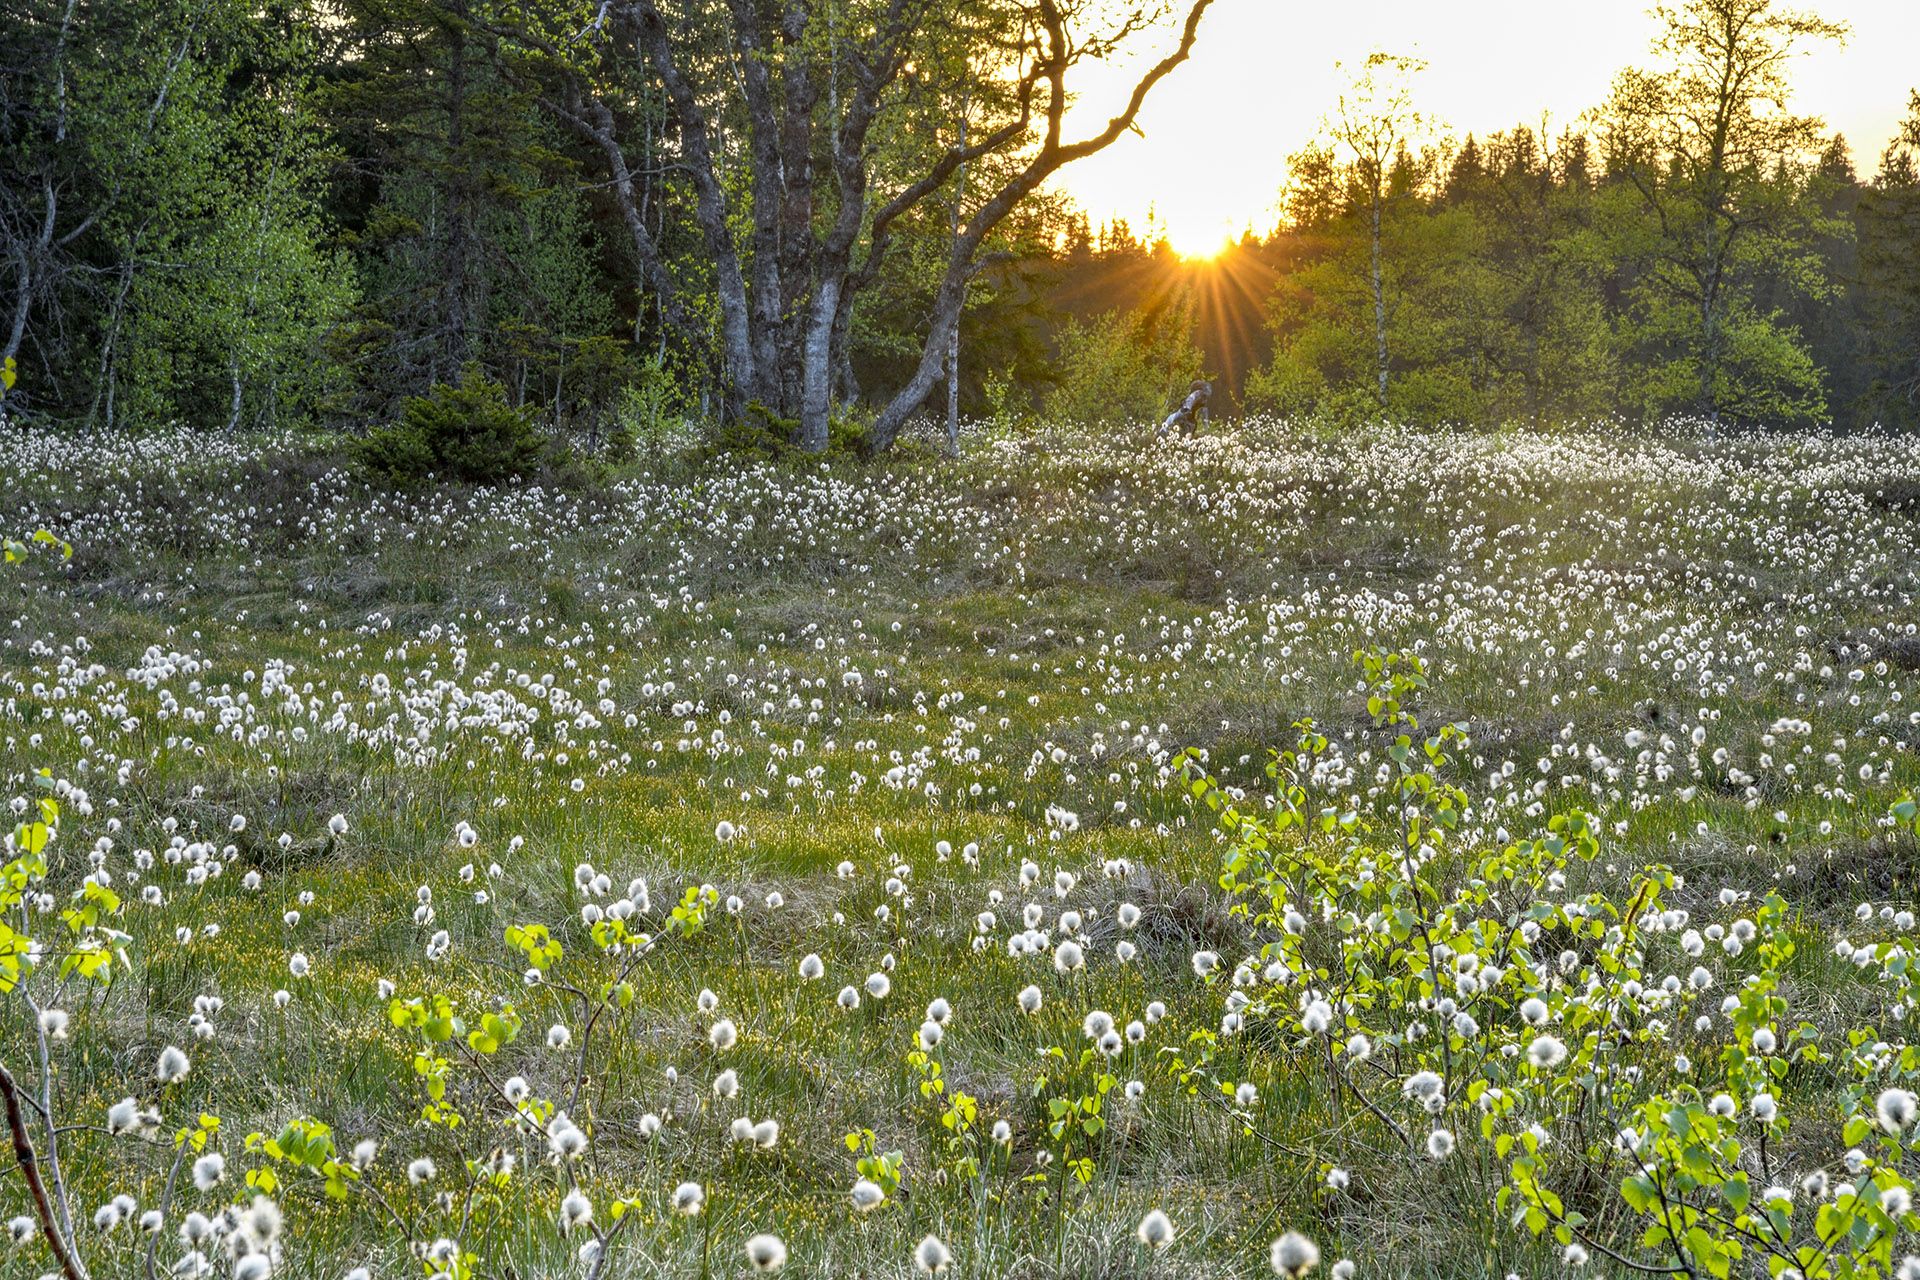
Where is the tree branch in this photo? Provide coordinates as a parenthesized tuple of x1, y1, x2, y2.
(0, 1061, 88, 1280)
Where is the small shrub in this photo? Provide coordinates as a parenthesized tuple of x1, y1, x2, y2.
(703, 400, 796, 460)
(355, 367, 545, 486)
(699, 400, 870, 461)
(612, 351, 697, 457)
(830, 405, 872, 455)
(600, 423, 637, 464)
(563, 335, 635, 429)
(1047, 294, 1204, 427)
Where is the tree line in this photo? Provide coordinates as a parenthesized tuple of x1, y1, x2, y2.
(1034, 7, 1920, 434)
(1243, 22, 1920, 433)
(2, 0, 1915, 453)
(1, 0, 1210, 453)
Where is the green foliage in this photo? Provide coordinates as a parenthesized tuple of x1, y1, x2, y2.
(1047, 295, 1203, 427)
(354, 367, 546, 486)
(1250, 125, 1622, 427)
(2, 1, 351, 427)
(704, 401, 804, 460)
(1172, 653, 1920, 1278)
(318, 3, 623, 424)
(1592, 0, 1846, 426)
(1250, 201, 1492, 426)
(613, 351, 700, 455)
(245, 1117, 361, 1202)
(1600, 200, 1831, 426)
(696, 399, 870, 462)
(560, 336, 634, 435)
(0, 776, 61, 994)
(844, 1130, 907, 1196)
(2, 529, 69, 567)
(116, 15, 353, 430)
(978, 368, 1037, 435)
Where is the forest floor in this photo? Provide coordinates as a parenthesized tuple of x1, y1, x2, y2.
(3, 419, 1919, 1279)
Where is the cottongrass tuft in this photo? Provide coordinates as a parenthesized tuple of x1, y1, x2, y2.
(558, 1191, 592, 1234)
(155, 1045, 190, 1084)
(1878, 1088, 1918, 1134)
(1270, 1231, 1321, 1277)
(190, 1153, 225, 1191)
(914, 1234, 953, 1273)
(744, 1233, 787, 1272)
(106, 1097, 144, 1136)
(1526, 1034, 1567, 1068)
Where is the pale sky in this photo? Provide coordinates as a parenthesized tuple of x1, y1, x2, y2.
(1057, 0, 1919, 256)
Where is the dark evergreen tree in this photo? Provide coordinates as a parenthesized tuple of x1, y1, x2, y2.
(316, 0, 616, 423)
(1857, 93, 1920, 427)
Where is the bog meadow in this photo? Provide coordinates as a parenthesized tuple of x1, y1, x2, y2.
(4, 2, 1920, 1279)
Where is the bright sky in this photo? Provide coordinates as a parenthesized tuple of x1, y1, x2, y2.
(1058, 0, 1919, 257)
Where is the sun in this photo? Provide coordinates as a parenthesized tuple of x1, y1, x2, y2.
(1164, 221, 1236, 262)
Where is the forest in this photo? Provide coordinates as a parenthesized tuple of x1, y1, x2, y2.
(5, 0, 1918, 455)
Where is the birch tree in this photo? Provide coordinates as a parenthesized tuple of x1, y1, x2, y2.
(502, 0, 1214, 452)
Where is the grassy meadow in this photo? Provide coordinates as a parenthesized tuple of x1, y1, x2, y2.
(4, 418, 1920, 1280)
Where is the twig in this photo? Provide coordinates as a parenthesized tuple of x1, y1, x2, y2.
(0, 1060, 88, 1280)
(144, 1136, 192, 1280)
(1336, 1064, 1412, 1149)
(1199, 1090, 1321, 1162)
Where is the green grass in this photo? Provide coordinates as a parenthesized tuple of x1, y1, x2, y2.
(1, 418, 1918, 1279)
